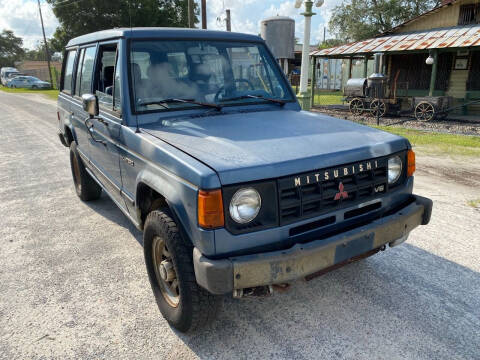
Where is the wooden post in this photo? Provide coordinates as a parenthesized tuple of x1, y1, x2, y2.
(226, 9, 231, 31)
(310, 56, 317, 108)
(201, 0, 207, 29)
(37, 0, 53, 88)
(348, 57, 353, 80)
(363, 55, 368, 78)
(429, 50, 438, 97)
(188, 0, 195, 28)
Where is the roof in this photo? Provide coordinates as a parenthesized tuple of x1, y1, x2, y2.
(66, 27, 263, 47)
(311, 24, 480, 57)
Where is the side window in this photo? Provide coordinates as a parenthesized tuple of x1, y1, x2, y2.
(79, 46, 96, 96)
(62, 49, 76, 94)
(94, 44, 118, 113)
(74, 48, 85, 96)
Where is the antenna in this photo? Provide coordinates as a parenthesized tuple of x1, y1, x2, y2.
(128, 0, 140, 133)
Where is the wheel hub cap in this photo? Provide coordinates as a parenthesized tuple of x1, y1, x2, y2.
(159, 260, 175, 282)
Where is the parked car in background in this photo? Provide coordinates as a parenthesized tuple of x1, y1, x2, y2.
(1, 67, 20, 85)
(7, 76, 51, 89)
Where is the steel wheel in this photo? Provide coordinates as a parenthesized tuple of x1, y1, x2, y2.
(349, 98, 365, 115)
(415, 101, 435, 121)
(152, 235, 180, 307)
(370, 99, 387, 118)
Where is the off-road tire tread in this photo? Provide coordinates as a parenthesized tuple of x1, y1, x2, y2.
(144, 208, 219, 332)
(69, 142, 102, 201)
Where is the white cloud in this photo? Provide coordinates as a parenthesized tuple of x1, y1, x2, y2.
(0, 0, 58, 49)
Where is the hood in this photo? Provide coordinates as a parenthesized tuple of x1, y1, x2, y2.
(142, 109, 408, 185)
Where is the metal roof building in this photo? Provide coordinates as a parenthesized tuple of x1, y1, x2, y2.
(311, 0, 480, 115)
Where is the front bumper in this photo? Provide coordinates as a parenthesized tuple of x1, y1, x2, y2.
(193, 195, 433, 295)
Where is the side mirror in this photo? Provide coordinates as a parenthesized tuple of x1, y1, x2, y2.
(82, 93, 99, 117)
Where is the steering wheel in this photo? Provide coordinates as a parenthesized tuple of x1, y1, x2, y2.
(214, 78, 255, 103)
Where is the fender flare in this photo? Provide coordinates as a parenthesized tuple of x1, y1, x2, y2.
(134, 168, 195, 240)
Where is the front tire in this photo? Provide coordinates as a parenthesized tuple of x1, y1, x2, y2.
(69, 142, 102, 201)
(143, 208, 219, 332)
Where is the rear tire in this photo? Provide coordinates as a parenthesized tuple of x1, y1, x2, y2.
(69, 142, 102, 201)
(143, 208, 220, 332)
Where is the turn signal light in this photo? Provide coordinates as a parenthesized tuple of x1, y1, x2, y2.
(198, 189, 224, 229)
(407, 149, 416, 177)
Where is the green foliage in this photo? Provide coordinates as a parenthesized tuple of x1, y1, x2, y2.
(0, 30, 25, 68)
(329, 0, 441, 42)
(24, 41, 57, 61)
(47, 0, 198, 49)
(318, 39, 344, 49)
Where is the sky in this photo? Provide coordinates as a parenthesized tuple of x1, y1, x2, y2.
(0, 0, 342, 50)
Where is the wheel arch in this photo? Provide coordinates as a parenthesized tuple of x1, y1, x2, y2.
(134, 170, 196, 244)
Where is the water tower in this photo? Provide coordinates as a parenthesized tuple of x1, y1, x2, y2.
(261, 16, 295, 74)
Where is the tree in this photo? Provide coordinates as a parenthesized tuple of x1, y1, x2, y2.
(0, 30, 25, 68)
(318, 39, 344, 49)
(329, 0, 441, 42)
(24, 41, 57, 61)
(47, 0, 197, 50)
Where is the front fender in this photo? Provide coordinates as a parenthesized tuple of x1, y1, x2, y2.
(135, 167, 216, 256)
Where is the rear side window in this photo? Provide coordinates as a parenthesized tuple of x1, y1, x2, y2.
(62, 49, 76, 94)
(79, 46, 96, 96)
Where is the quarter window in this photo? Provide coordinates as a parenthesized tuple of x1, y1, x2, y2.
(62, 49, 76, 94)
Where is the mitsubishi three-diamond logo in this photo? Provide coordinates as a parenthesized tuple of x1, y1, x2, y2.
(334, 182, 349, 201)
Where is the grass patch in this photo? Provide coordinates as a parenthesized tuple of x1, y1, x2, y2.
(0, 85, 59, 101)
(291, 86, 344, 106)
(467, 199, 480, 208)
(374, 126, 480, 157)
(314, 91, 344, 106)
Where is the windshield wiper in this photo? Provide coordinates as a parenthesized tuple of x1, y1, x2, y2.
(219, 95, 286, 106)
(137, 98, 221, 111)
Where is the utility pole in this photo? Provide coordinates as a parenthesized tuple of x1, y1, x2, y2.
(323, 26, 326, 44)
(201, 0, 207, 29)
(226, 9, 231, 32)
(188, 0, 195, 28)
(37, 0, 53, 88)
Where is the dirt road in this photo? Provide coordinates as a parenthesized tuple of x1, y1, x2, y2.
(0, 91, 479, 359)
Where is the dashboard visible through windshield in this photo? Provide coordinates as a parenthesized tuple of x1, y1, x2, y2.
(129, 40, 294, 113)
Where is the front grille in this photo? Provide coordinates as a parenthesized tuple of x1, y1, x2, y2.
(277, 157, 389, 225)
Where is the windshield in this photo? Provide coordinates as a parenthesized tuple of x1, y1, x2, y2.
(129, 40, 293, 113)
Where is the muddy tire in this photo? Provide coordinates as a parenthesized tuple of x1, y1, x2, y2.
(143, 208, 219, 332)
(69, 142, 102, 201)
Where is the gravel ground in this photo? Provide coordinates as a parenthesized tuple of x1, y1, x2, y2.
(0, 91, 479, 360)
(313, 107, 480, 136)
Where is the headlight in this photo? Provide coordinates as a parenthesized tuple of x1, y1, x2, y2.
(388, 156, 403, 184)
(229, 188, 261, 224)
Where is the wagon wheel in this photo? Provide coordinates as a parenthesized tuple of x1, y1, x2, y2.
(415, 101, 435, 122)
(349, 98, 365, 115)
(370, 99, 387, 118)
